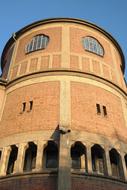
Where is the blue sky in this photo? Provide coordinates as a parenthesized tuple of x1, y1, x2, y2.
(0, 0, 127, 78)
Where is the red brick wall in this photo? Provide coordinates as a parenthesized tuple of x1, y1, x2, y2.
(0, 174, 126, 190)
(15, 27, 62, 63)
(70, 27, 113, 65)
(0, 175, 57, 190)
(0, 81, 60, 138)
(72, 175, 127, 190)
(5, 23, 125, 91)
(69, 27, 126, 89)
(71, 82, 127, 143)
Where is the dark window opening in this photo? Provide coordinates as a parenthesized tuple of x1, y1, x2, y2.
(91, 144, 105, 174)
(103, 106, 107, 116)
(6, 145, 18, 175)
(109, 149, 122, 179)
(22, 102, 26, 112)
(96, 104, 101, 114)
(29, 101, 33, 111)
(43, 141, 58, 168)
(71, 142, 86, 170)
(23, 142, 37, 172)
(124, 154, 127, 169)
(96, 104, 108, 117)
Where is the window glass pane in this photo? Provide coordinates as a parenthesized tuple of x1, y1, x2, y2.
(29, 40, 33, 52)
(37, 36, 42, 49)
(82, 37, 104, 56)
(84, 38, 89, 49)
(25, 34, 49, 53)
(33, 36, 38, 51)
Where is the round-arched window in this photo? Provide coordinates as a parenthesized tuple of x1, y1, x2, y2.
(82, 36, 104, 56)
(25, 34, 49, 53)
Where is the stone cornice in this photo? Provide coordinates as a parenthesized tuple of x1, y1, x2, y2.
(4, 69, 127, 99)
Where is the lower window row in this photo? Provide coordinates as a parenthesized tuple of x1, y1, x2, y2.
(0, 141, 127, 180)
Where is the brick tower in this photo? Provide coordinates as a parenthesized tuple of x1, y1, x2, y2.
(0, 18, 127, 190)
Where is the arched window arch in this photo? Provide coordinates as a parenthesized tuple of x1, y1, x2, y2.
(23, 142, 37, 172)
(25, 34, 49, 53)
(71, 142, 87, 171)
(43, 141, 58, 168)
(82, 36, 104, 56)
(91, 144, 105, 174)
(6, 145, 18, 175)
(109, 148, 123, 179)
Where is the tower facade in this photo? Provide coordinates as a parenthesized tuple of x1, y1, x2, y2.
(0, 18, 127, 190)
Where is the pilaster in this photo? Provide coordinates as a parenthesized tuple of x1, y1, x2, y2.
(35, 141, 46, 171)
(87, 145, 92, 173)
(105, 148, 112, 176)
(0, 146, 11, 176)
(58, 132, 71, 190)
(120, 153, 127, 181)
(13, 142, 28, 173)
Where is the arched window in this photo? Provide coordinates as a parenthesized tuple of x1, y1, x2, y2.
(71, 142, 87, 170)
(91, 144, 105, 174)
(6, 145, 18, 175)
(23, 142, 37, 172)
(43, 141, 58, 168)
(82, 36, 104, 56)
(25, 34, 49, 53)
(109, 148, 123, 178)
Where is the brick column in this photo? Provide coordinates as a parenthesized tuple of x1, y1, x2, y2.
(34, 141, 46, 171)
(0, 146, 11, 176)
(105, 148, 112, 176)
(87, 145, 92, 173)
(13, 142, 28, 173)
(58, 131, 71, 190)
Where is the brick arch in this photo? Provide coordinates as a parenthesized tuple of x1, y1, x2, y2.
(109, 148, 124, 179)
(91, 144, 106, 175)
(43, 141, 58, 169)
(71, 141, 87, 171)
(23, 142, 37, 172)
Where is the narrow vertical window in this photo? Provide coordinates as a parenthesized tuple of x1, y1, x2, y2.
(30, 101, 33, 111)
(96, 104, 101, 114)
(103, 106, 107, 116)
(22, 102, 26, 112)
